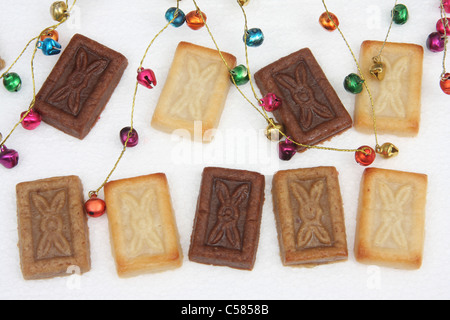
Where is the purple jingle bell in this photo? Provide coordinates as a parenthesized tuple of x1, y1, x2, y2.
(259, 93, 282, 112)
(120, 127, 139, 147)
(427, 32, 445, 52)
(137, 68, 157, 89)
(0, 145, 19, 169)
(278, 138, 297, 161)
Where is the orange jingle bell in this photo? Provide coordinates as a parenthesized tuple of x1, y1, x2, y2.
(186, 10, 207, 30)
(84, 194, 106, 218)
(40, 29, 59, 42)
(440, 73, 450, 95)
(319, 11, 339, 31)
(355, 146, 376, 166)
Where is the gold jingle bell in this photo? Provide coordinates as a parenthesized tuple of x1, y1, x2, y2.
(265, 119, 284, 141)
(50, 1, 69, 22)
(238, 0, 250, 6)
(376, 143, 399, 158)
(370, 57, 386, 81)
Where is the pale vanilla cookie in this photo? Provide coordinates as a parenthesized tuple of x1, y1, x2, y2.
(355, 168, 428, 270)
(354, 41, 424, 136)
(151, 41, 236, 142)
(0, 56, 5, 70)
(104, 173, 183, 277)
(272, 167, 348, 267)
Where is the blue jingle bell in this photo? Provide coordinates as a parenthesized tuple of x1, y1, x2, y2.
(243, 28, 264, 47)
(37, 38, 62, 56)
(165, 7, 186, 27)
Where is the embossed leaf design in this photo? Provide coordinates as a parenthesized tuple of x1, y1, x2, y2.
(374, 183, 412, 249)
(171, 56, 220, 120)
(292, 180, 331, 248)
(31, 190, 71, 259)
(208, 181, 249, 248)
(122, 190, 165, 257)
(48, 47, 108, 116)
(376, 57, 409, 118)
(275, 63, 333, 130)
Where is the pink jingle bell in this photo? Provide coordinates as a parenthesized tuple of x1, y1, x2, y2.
(259, 93, 282, 112)
(436, 18, 450, 35)
(20, 109, 42, 130)
(278, 138, 297, 161)
(0, 145, 19, 169)
(443, 0, 450, 14)
(137, 68, 157, 89)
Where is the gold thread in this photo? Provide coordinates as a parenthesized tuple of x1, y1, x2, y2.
(0, 1, 77, 148)
(440, 0, 449, 79)
(193, 0, 364, 153)
(88, 0, 182, 196)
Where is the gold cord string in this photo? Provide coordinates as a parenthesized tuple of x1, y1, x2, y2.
(88, 1, 182, 197)
(0, 1, 77, 148)
(193, 0, 364, 153)
(322, 0, 381, 149)
(440, 0, 449, 79)
(374, 0, 398, 62)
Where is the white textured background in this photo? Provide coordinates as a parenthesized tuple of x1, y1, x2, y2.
(0, 0, 449, 300)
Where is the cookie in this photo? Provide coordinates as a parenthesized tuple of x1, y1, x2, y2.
(0, 56, 5, 71)
(151, 41, 236, 142)
(16, 176, 90, 280)
(354, 41, 424, 136)
(254, 48, 352, 152)
(354, 168, 428, 270)
(189, 167, 265, 270)
(272, 167, 348, 267)
(34, 33, 128, 139)
(104, 173, 183, 278)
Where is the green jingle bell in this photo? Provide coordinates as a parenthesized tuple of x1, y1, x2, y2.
(3, 72, 22, 92)
(344, 73, 364, 94)
(230, 64, 250, 86)
(392, 4, 409, 25)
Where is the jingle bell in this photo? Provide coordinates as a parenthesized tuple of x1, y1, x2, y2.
(40, 29, 59, 42)
(84, 194, 106, 218)
(376, 143, 399, 158)
(165, 7, 186, 27)
(120, 127, 139, 147)
(238, 0, 250, 6)
(370, 59, 386, 81)
(20, 109, 42, 130)
(355, 146, 376, 166)
(265, 119, 284, 141)
(244, 28, 264, 47)
(230, 65, 249, 86)
(344, 73, 365, 94)
(260, 93, 282, 112)
(440, 73, 450, 95)
(137, 68, 157, 89)
(3, 72, 22, 92)
(278, 138, 297, 161)
(37, 38, 62, 56)
(50, 1, 69, 22)
(319, 12, 339, 31)
(186, 10, 207, 30)
(0, 145, 19, 169)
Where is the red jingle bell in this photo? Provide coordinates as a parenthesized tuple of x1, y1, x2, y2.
(355, 146, 376, 166)
(84, 194, 106, 218)
(186, 10, 207, 30)
(440, 73, 450, 95)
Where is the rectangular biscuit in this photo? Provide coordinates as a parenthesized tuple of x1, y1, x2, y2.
(354, 168, 428, 270)
(0, 56, 5, 70)
(16, 176, 90, 280)
(272, 167, 348, 267)
(189, 167, 265, 270)
(354, 41, 424, 136)
(254, 48, 352, 152)
(35, 33, 128, 139)
(151, 41, 236, 142)
(104, 173, 183, 278)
